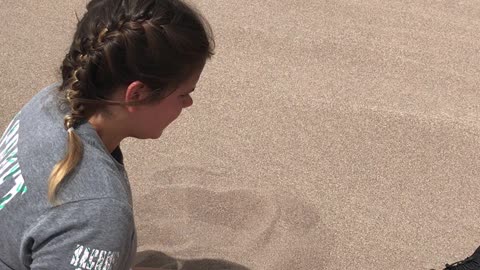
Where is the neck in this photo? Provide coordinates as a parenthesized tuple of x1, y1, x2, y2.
(88, 113, 126, 153)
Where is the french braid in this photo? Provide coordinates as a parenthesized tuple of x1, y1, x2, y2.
(48, 0, 215, 204)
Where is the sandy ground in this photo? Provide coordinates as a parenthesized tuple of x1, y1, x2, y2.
(2, 1, 480, 269)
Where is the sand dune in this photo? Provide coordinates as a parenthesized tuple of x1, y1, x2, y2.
(2, 0, 480, 269)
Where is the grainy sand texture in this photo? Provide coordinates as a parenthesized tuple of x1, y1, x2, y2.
(2, 1, 480, 269)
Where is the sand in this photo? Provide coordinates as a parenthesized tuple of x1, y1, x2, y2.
(2, 0, 480, 269)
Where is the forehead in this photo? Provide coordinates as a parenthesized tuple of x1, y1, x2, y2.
(178, 66, 204, 90)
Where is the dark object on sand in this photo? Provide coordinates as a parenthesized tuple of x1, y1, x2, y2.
(444, 246, 480, 270)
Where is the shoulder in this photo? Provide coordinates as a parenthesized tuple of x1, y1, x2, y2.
(30, 197, 135, 244)
(58, 154, 132, 205)
(50, 197, 133, 223)
(57, 128, 132, 204)
(25, 198, 135, 270)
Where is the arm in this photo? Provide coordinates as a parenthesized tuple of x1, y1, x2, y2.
(27, 198, 135, 270)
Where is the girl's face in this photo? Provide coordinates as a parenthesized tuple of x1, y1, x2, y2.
(128, 66, 204, 139)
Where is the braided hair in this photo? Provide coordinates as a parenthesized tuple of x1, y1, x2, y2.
(48, 0, 215, 203)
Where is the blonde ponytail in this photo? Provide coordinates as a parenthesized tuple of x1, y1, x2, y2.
(47, 128, 84, 204)
(49, 61, 86, 204)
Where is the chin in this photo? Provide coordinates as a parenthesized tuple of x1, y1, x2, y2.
(152, 132, 163, 139)
(149, 129, 164, 139)
(131, 131, 163, 140)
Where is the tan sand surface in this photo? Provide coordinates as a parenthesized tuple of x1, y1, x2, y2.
(2, 1, 480, 269)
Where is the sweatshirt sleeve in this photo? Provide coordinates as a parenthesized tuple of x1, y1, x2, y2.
(22, 198, 136, 270)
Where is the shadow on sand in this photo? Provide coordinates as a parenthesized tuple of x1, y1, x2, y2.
(135, 250, 251, 270)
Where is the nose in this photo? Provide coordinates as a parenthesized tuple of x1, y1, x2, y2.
(183, 95, 193, 108)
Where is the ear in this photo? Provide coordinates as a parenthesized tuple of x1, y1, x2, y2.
(124, 81, 150, 112)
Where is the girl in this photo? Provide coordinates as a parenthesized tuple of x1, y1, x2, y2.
(0, 0, 214, 269)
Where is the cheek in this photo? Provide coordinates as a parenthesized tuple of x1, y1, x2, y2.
(147, 99, 185, 127)
(164, 102, 183, 122)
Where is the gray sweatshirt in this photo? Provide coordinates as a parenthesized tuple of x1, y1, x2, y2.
(0, 84, 137, 270)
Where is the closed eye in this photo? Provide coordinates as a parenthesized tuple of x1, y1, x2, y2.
(180, 88, 195, 97)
